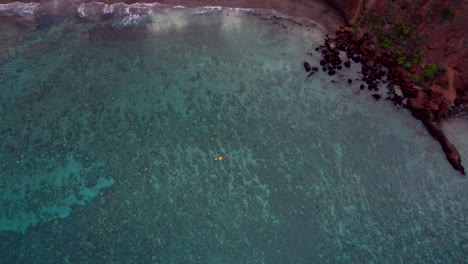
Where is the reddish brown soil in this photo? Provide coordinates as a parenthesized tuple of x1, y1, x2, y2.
(357, 0, 467, 175)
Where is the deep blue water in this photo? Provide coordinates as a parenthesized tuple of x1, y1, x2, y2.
(0, 7, 467, 264)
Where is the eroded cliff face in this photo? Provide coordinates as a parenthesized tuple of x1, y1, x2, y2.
(325, 0, 362, 26)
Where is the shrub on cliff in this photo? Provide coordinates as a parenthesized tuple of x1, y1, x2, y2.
(379, 38, 393, 49)
(441, 8, 454, 20)
(422, 64, 438, 80)
(394, 23, 411, 36)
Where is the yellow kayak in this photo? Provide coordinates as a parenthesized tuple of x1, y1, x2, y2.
(214, 155, 227, 161)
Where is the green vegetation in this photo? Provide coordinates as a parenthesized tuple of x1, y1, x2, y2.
(397, 56, 406, 65)
(394, 52, 421, 69)
(406, 72, 422, 84)
(360, 14, 423, 69)
(351, 15, 364, 31)
(411, 53, 424, 64)
(422, 64, 438, 80)
(364, 13, 384, 32)
(441, 7, 454, 20)
(379, 38, 393, 49)
(412, 74, 422, 83)
(350, 11, 448, 84)
(394, 23, 411, 36)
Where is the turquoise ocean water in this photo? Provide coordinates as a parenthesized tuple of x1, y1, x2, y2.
(0, 7, 467, 263)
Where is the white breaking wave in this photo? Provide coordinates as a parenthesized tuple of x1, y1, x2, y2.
(77, 3, 86, 17)
(118, 12, 144, 26)
(103, 3, 114, 14)
(77, 1, 160, 18)
(0, 0, 323, 33)
(0, 1, 257, 18)
(202, 5, 222, 11)
(0, 2, 39, 15)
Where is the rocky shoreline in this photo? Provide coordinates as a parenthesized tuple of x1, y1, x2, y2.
(315, 0, 467, 175)
(307, 28, 466, 175)
(0, 0, 466, 174)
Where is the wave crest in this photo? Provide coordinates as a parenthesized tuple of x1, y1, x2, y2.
(0, 2, 39, 16)
(0, 0, 262, 28)
(0, 0, 257, 18)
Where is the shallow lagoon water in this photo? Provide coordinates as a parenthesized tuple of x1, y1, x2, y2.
(0, 8, 467, 263)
